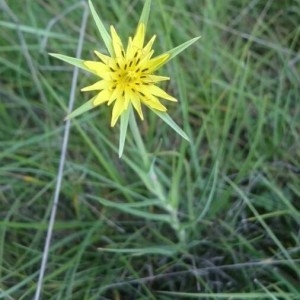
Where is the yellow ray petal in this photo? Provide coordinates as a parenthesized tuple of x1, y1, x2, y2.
(83, 61, 111, 78)
(142, 94, 167, 111)
(142, 35, 156, 55)
(94, 50, 111, 64)
(141, 85, 177, 102)
(111, 98, 126, 127)
(125, 37, 136, 60)
(132, 23, 145, 49)
(108, 87, 124, 106)
(147, 53, 169, 72)
(81, 80, 108, 91)
(110, 26, 125, 58)
(143, 75, 170, 83)
(138, 49, 154, 66)
(124, 90, 131, 111)
(130, 91, 144, 120)
(93, 89, 111, 106)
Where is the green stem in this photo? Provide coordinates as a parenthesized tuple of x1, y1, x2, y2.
(128, 111, 150, 169)
(128, 111, 185, 242)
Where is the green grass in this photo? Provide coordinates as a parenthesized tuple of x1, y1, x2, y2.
(1, 0, 300, 299)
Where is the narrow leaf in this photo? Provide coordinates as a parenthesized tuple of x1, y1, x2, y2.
(49, 53, 91, 72)
(139, 0, 152, 27)
(98, 246, 178, 256)
(95, 196, 171, 222)
(65, 97, 96, 120)
(88, 0, 113, 56)
(151, 110, 190, 142)
(119, 105, 131, 157)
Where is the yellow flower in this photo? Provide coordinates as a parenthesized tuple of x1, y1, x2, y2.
(82, 23, 177, 127)
(50, 0, 199, 152)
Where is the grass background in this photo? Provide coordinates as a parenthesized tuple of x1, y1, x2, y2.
(1, 0, 300, 299)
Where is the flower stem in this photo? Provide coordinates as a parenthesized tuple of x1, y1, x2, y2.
(128, 111, 185, 242)
(128, 111, 150, 169)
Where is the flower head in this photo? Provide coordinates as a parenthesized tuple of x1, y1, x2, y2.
(82, 23, 177, 126)
(50, 0, 199, 155)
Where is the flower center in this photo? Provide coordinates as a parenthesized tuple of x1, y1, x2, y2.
(122, 69, 138, 83)
(118, 61, 147, 88)
(110, 49, 152, 92)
